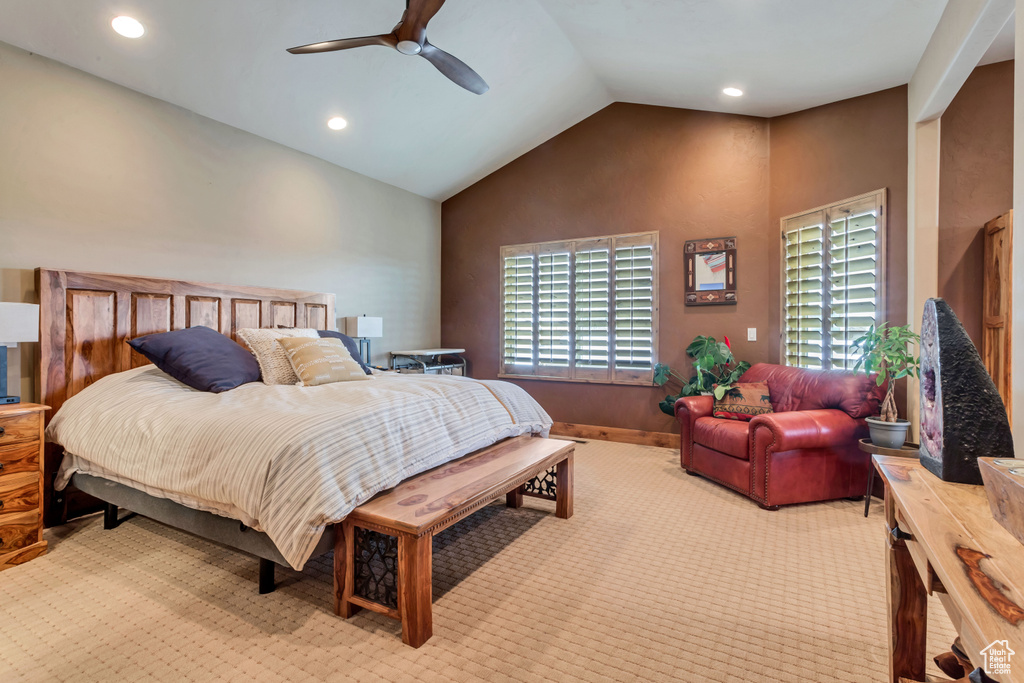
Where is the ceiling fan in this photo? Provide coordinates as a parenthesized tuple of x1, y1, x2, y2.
(286, 0, 489, 95)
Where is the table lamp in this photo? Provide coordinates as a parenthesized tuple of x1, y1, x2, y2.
(344, 315, 383, 365)
(0, 303, 39, 405)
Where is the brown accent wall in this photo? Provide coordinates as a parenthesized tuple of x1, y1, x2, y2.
(938, 60, 1014, 347)
(768, 85, 909, 362)
(442, 88, 912, 434)
(443, 104, 771, 433)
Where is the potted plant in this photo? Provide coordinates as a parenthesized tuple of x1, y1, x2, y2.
(852, 323, 921, 448)
(654, 335, 751, 416)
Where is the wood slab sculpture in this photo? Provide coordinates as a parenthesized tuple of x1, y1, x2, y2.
(919, 298, 1013, 485)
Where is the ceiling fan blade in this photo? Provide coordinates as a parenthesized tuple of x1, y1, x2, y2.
(287, 34, 397, 54)
(396, 0, 446, 45)
(419, 42, 489, 94)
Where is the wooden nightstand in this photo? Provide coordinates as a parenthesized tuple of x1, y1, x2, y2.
(0, 403, 49, 571)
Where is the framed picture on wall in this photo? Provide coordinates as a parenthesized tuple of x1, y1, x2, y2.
(684, 237, 737, 305)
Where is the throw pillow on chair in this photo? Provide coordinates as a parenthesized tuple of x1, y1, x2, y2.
(713, 381, 773, 421)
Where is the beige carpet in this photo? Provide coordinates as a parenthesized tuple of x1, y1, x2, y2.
(0, 440, 954, 682)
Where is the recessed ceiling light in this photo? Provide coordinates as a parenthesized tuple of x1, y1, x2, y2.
(327, 116, 348, 131)
(111, 16, 145, 39)
(723, 87, 743, 97)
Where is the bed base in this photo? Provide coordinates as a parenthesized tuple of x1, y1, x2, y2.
(74, 473, 335, 594)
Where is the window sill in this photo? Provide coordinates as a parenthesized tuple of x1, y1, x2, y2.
(497, 372, 655, 387)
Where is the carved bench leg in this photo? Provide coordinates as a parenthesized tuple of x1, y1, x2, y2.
(399, 533, 432, 648)
(555, 453, 573, 519)
(506, 485, 524, 509)
(334, 521, 360, 617)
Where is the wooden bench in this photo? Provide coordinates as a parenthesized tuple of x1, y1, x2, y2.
(333, 434, 575, 647)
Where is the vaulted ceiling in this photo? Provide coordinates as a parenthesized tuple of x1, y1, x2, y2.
(0, 1, 956, 200)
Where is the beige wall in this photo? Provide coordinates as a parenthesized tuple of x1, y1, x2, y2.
(0, 42, 441, 401)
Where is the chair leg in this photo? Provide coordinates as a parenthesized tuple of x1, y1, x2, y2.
(259, 558, 276, 594)
(864, 464, 876, 517)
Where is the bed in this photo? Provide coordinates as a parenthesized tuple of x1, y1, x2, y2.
(36, 269, 555, 590)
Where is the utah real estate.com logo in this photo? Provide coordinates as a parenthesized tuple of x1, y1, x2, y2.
(981, 640, 1015, 676)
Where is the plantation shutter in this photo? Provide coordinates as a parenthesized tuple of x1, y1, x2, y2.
(827, 194, 883, 370)
(783, 211, 826, 368)
(499, 232, 658, 384)
(501, 245, 536, 374)
(574, 238, 612, 382)
(612, 233, 657, 382)
(536, 242, 572, 378)
(782, 190, 885, 370)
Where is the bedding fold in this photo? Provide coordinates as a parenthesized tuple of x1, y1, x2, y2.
(48, 366, 552, 569)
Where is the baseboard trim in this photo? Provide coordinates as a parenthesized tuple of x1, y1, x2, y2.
(550, 422, 680, 449)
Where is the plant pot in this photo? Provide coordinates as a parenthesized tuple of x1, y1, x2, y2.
(866, 417, 911, 449)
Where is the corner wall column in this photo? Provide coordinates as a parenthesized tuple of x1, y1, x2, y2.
(1013, 2, 1024, 449)
(906, 119, 941, 441)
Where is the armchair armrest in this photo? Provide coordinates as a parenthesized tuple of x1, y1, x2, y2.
(749, 409, 860, 452)
(748, 409, 863, 506)
(675, 396, 714, 469)
(675, 395, 713, 422)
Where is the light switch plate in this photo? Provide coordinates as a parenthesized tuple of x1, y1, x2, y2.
(747, 328, 757, 342)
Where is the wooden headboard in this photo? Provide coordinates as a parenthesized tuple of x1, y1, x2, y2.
(35, 268, 336, 524)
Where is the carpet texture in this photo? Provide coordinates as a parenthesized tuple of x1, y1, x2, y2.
(0, 440, 954, 682)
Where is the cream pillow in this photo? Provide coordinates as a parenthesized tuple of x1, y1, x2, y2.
(237, 328, 319, 385)
(276, 337, 372, 387)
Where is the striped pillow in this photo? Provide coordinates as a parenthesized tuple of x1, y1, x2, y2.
(237, 328, 319, 385)
(277, 337, 372, 387)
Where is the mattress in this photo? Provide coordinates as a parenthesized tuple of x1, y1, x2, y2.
(48, 366, 552, 569)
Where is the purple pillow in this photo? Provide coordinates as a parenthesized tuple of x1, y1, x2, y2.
(128, 326, 261, 393)
(317, 330, 372, 374)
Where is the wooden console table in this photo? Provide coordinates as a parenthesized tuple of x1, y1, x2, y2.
(875, 455, 1024, 682)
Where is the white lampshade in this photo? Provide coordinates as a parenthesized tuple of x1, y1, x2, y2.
(345, 316, 383, 338)
(0, 303, 39, 345)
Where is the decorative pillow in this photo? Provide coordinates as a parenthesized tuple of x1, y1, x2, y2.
(127, 326, 260, 393)
(316, 330, 372, 375)
(713, 382, 774, 421)
(276, 337, 372, 387)
(237, 328, 319, 385)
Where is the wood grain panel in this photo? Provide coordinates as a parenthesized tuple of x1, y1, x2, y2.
(305, 303, 328, 330)
(130, 293, 173, 367)
(0, 511, 39, 552)
(66, 290, 117, 399)
(0, 412, 40, 447)
(271, 301, 297, 328)
(232, 299, 262, 339)
(186, 296, 221, 332)
(37, 268, 336, 526)
(550, 422, 680, 449)
(0, 540, 47, 571)
(0, 443, 39, 477)
(0, 473, 40, 514)
(983, 210, 1012, 423)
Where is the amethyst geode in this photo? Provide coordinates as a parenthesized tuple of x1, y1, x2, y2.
(919, 298, 1013, 484)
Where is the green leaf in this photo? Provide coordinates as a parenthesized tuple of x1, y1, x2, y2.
(714, 385, 728, 400)
(653, 363, 671, 386)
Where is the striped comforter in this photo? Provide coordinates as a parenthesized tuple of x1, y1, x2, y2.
(48, 366, 552, 569)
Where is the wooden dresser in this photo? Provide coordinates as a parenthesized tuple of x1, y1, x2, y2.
(0, 403, 49, 571)
(876, 454, 1024, 682)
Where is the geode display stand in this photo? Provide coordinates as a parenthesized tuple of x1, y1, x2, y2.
(919, 298, 1013, 484)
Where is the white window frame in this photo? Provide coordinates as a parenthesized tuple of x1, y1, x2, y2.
(499, 231, 659, 385)
(779, 189, 887, 370)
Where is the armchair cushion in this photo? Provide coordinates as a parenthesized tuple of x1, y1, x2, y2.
(694, 418, 750, 460)
(749, 409, 860, 453)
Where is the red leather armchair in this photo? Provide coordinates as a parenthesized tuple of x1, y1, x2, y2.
(675, 363, 883, 509)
